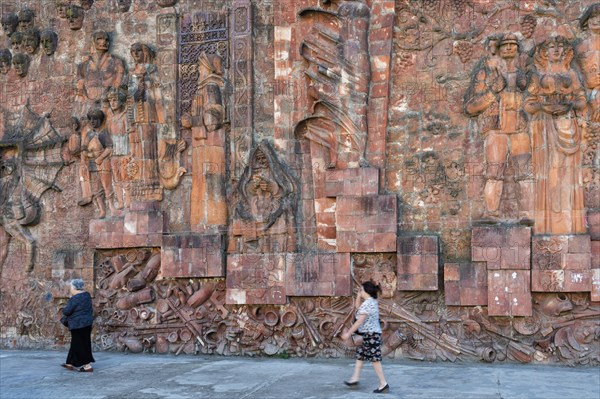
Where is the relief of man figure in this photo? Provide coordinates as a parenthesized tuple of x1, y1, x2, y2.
(464, 33, 533, 224)
(82, 109, 114, 218)
(105, 87, 131, 210)
(76, 31, 126, 113)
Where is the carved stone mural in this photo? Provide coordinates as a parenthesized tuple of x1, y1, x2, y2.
(0, 0, 599, 368)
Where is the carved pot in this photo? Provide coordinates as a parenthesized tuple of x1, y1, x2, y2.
(156, 335, 169, 354)
(476, 346, 497, 362)
(122, 337, 143, 353)
(186, 283, 215, 308)
(116, 287, 155, 310)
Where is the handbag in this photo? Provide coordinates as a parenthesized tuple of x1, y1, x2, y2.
(60, 315, 68, 327)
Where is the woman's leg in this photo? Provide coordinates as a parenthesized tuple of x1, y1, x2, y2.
(372, 361, 387, 388)
(349, 360, 364, 382)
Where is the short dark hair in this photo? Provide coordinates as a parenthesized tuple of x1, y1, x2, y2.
(362, 280, 381, 299)
(87, 108, 105, 122)
(580, 4, 600, 30)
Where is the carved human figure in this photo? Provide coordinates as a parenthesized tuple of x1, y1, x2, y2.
(40, 30, 58, 56)
(12, 53, 30, 78)
(186, 52, 228, 227)
(66, 117, 93, 206)
(105, 87, 131, 210)
(577, 4, 600, 123)
(1, 13, 18, 37)
(0, 49, 11, 74)
(0, 149, 35, 272)
(22, 28, 39, 55)
(17, 9, 34, 33)
(117, 0, 132, 12)
(524, 36, 587, 234)
(127, 43, 165, 200)
(229, 141, 298, 253)
(128, 43, 165, 125)
(464, 33, 532, 222)
(66, 5, 85, 31)
(76, 31, 126, 111)
(81, 109, 114, 218)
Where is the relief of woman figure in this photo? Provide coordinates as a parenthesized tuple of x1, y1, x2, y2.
(127, 43, 166, 200)
(524, 36, 587, 234)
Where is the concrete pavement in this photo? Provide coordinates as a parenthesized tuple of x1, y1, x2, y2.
(0, 349, 599, 399)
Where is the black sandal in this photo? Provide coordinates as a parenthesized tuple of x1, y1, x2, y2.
(373, 383, 389, 393)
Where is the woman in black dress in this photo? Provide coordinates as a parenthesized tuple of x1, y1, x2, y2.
(61, 279, 95, 372)
(341, 281, 389, 393)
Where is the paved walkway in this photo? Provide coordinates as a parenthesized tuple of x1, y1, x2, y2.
(0, 350, 599, 399)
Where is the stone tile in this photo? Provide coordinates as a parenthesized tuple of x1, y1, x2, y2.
(487, 270, 531, 316)
(161, 234, 224, 278)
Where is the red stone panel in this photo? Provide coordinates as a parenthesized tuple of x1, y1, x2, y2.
(531, 235, 592, 292)
(588, 210, 600, 241)
(285, 253, 351, 297)
(397, 236, 439, 291)
(487, 270, 532, 316)
(161, 234, 224, 278)
(226, 253, 286, 305)
(324, 168, 379, 197)
(472, 226, 530, 270)
(336, 195, 397, 252)
(592, 268, 600, 302)
(444, 262, 487, 306)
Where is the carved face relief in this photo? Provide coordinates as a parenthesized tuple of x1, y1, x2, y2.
(89, 113, 103, 130)
(94, 33, 109, 53)
(108, 92, 124, 111)
(67, 6, 84, 30)
(130, 45, 145, 64)
(56, 1, 69, 18)
(1, 13, 18, 37)
(22, 29, 40, 55)
(11, 32, 23, 52)
(0, 50, 12, 74)
(589, 13, 600, 34)
(117, 0, 132, 12)
(547, 41, 565, 62)
(40, 31, 58, 56)
(12, 54, 30, 77)
(499, 42, 517, 59)
(17, 10, 34, 32)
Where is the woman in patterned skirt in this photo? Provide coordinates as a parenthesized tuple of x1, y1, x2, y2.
(341, 281, 389, 393)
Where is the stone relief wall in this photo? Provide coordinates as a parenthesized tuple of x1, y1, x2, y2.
(0, 0, 598, 366)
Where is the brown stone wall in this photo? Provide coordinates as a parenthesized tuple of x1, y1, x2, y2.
(0, 0, 598, 365)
